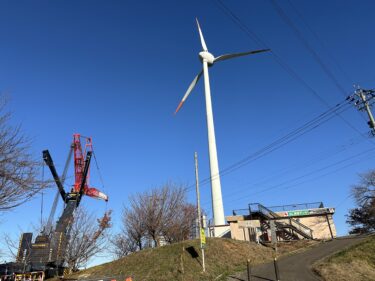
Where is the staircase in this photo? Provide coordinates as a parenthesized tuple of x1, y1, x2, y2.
(254, 203, 314, 240)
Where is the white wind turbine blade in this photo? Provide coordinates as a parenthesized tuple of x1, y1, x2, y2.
(196, 18, 208, 51)
(175, 70, 203, 114)
(214, 48, 270, 63)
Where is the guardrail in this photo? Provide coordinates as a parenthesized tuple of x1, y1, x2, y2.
(232, 209, 250, 216)
(266, 202, 324, 212)
(257, 203, 313, 239)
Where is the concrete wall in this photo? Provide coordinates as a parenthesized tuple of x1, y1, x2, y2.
(227, 211, 337, 241)
(297, 214, 336, 239)
(227, 216, 262, 242)
(229, 219, 261, 241)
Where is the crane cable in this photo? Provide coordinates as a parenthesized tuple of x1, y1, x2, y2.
(91, 147, 108, 210)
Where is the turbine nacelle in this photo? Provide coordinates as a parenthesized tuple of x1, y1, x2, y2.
(199, 51, 215, 65)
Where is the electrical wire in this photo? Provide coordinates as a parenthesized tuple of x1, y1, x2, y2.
(206, 135, 365, 204)
(184, 97, 352, 193)
(202, 146, 375, 208)
(212, 0, 373, 145)
(269, 0, 369, 126)
(269, 0, 348, 98)
(334, 194, 354, 209)
(200, 102, 352, 186)
(286, 0, 354, 83)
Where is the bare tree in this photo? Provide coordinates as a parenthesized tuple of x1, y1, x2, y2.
(111, 183, 196, 255)
(123, 208, 145, 251)
(162, 203, 196, 243)
(109, 232, 138, 259)
(0, 97, 45, 211)
(2, 233, 20, 260)
(64, 208, 112, 272)
(2, 226, 38, 263)
(347, 170, 375, 233)
(352, 170, 375, 206)
(130, 183, 186, 247)
(108, 207, 144, 259)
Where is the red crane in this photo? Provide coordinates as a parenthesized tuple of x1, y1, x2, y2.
(72, 133, 108, 201)
(14, 134, 109, 277)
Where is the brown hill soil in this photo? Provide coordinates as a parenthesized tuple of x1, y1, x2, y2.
(65, 238, 318, 281)
(313, 235, 375, 281)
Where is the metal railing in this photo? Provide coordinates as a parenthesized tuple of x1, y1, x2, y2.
(287, 218, 314, 238)
(258, 204, 279, 219)
(232, 209, 250, 216)
(232, 203, 315, 239)
(266, 202, 324, 212)
(256, 203, 313, 239)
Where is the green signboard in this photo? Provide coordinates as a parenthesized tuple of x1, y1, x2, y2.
(287, 210, 310, 217)
(279, 208, 334, 217)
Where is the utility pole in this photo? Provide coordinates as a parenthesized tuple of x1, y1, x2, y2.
(194, 152, 205, 272)
(349, 87, 375, 135)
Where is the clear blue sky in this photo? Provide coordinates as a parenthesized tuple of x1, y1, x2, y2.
(1, 0, 374, 263)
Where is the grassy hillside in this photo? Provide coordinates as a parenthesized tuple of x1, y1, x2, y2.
(67, 238, 317, 281)
(314, 235, 375, 281)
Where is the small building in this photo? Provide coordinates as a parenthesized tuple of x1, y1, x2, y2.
(226, 202, 336, 242)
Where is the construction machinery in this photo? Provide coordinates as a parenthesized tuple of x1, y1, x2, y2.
(0, 134, 108, 279)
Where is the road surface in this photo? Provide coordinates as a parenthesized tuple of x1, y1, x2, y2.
(227, 236, 366, 281)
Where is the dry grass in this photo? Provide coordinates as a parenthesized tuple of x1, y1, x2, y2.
(276, 239, 318, 255)
(314, 235, 375, 281)
(62, 238, 317, 281)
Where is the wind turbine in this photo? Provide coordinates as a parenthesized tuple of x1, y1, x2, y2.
(175, 19, 269, 229)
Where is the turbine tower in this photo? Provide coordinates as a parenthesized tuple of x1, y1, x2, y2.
(175, 19, 269, 229)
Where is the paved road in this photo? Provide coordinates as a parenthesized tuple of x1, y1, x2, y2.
(227, 236, 366, 281)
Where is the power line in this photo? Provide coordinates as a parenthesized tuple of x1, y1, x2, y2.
(212, 0, 372, 144)
(334, 193, 354, 209)
(269, 0, 371, 128)
(225, 148, 375, 206)
(277, 150, 375, 192)
(184, 98, 352, 193)
(202, 146, 375, 208)
(210, 135, 365, 203)
(286, 0, 354, 83)
(269, 0, 348, 98)
(200, 102, 352, 185)
(212, 0, 331, 105)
